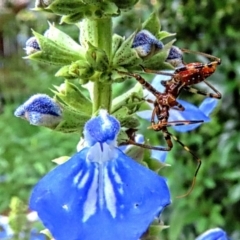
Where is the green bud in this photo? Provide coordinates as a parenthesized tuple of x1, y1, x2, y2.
(53, 80, 92, 114)
(85, 43, 109, 71)
(56, 60, 94, 80)
(24, 31, 83, 66)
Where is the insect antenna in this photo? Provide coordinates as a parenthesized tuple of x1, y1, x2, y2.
(180, 48, 221, 65)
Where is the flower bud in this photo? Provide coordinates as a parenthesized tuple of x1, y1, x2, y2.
(132, 30, 164, 58)
(166, 46, 184, 68)
(55, 60, 94, 80)
(24, 37, 40, 55)
(85, 44, 109, 72)
(14, 94, 62, 128)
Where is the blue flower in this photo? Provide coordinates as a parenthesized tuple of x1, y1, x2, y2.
(14, 94, 62, 127)
(30, 110, 171, 240)
(196, 228, 230, 240)
(137, 74, 218, 132)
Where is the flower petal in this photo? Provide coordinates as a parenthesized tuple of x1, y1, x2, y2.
(30, 146, 170, 240)
(199, 97, 218, 117)
(195, 228, 229, 240)
(151, 149, 168, 163)
(30, 111, 171, 240)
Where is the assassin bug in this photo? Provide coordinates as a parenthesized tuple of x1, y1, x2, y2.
(143, 47, 222, 101)
(118, 71, 203, 197)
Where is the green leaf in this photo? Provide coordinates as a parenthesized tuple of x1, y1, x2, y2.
(45, 22, 85, 56)
(157, 31, 176, 40)
(112, 32, 142, 67)
(24, 31, 83, 66)
(142, 11, 161, 36)
(52, 81, 92, 114)
(54, 105, 90, 133)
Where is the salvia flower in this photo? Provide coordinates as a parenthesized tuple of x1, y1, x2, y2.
(14, 94, 62, 127)
(195, 228, 230, 240)
(30, 110, 171, 240)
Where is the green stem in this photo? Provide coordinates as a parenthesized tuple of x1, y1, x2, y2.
(82, 18, 112, 115)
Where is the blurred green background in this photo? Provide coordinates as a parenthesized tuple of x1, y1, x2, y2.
(0, 0, 240, 239)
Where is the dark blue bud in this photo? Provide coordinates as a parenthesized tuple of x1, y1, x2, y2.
(132, 30, 164, 57)
(166, 46, 184, 68)
(14, 94, 62, 127)
(24, 37, 41, 55)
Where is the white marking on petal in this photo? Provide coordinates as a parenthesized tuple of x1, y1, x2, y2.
(87, 142, 117, 164)
(104, 167, 117, 218)
(98, 163, 104, 208)
(82, 168, 98, 222)
(73, 170, 83, 185)
(78, 171, 90, 189)
(62, 204, 69, 211)
(112, 166, 123, 184)
(99, 109, 112, 130)
(112, 166, 124, 195)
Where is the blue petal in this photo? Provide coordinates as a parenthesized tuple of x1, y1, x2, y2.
(151, 149, 168, 163)
(84, 110, 120, 146)
(170, 99, 210, 132)
(30, 145, 170, 240)
(136, 110, 152, 122)
(136, 100, 209, 132)
(199, 98, 218, 117)
(151, 74, 173, 93)
(195, 228, 229, 240)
